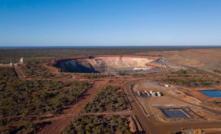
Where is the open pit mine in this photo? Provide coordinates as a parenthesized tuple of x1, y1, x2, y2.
(54, 55, 162, 73)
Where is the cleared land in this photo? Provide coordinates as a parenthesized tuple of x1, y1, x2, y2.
(123, 80, 221, 134)
(137, 48, 221, 75)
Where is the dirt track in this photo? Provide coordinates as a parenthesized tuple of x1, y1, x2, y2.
(39, 80, 109, 134)
(123, 80, 221, 134)
(14, 66, 25, 78)
(37, 73, 168, 134)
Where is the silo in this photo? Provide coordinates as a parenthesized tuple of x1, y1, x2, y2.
(157, 92, 161, 97)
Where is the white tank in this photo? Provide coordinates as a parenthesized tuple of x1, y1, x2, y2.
(157, 92, 161, 96)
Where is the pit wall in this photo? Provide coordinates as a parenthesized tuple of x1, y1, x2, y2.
(54, 55, 160, 64)
(53, 55, 161, 68)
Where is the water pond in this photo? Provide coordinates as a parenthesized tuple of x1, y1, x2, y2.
(200, 90, 221, 98)
(162, 110, 189, 118)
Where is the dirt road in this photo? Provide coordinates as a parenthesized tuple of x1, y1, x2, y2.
(39, 80, 108, 134)
(14, 66, 25, 78)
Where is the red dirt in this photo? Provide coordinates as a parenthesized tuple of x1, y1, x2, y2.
(129, 116, 137, 133)
(41, 63, 60, 75)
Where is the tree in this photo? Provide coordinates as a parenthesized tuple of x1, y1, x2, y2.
(86, 131, 92, 134)
(75, 124, 83, 132)
(24, 121, 36, 132)
(213, 100, 217, 105)
(98, 107, 103, 112)
(124, 130, 133, 134)
(85, 124, 92, 131)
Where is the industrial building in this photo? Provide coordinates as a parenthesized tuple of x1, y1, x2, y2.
(149, 91, 162, 97)
(165, 85, 170, 87)
(137, 90, 162, 97)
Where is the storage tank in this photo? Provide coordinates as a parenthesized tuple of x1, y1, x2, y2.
(146, 92, 150, 97)
(137, 91, 142, 96)
(157, 92, 161, 97)
(152, 92, 157, 97)
(137, 91, 140, 96)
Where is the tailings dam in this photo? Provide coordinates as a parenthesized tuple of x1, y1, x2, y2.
(54, 56, 163, 73)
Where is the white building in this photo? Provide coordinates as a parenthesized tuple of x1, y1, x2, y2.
(20, 57, 24, 64)
(165, 85, 170, 87)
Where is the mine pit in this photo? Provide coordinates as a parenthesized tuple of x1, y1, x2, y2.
(54, 56, 162, 73)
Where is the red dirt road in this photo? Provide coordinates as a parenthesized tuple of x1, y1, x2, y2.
(39, 80, 108, 134)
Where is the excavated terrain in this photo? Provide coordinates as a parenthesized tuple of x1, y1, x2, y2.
(55, 56, 161, 73)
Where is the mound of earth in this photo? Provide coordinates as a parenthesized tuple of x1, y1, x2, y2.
(138, 48, 221, 73)
(55, 56, 161, 73)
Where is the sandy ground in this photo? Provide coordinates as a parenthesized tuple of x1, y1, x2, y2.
(190, 106, 221, 121)
(135, 82, 188, 107)
(133, 81, 221, 122)
(137, 48, 221, 74)
(128, 116, 137, 133)
(186, 87, 221, 109)
(123, 79, 221, 134)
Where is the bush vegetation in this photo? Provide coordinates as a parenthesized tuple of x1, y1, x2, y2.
(213, 69, 221, 74)
(0, 47, 190, 64)
(158, 69, 220, 87)
(81, 74, 114, 79)
(22, 62, 53, 78)
(132, 73, 145, 76)
(82, 86, 127, 113)
(62, 115, 133, 134)
(0, 67, 91, 126)
(158, 78, 219, 87)
(171, 69, 199, 75)
(0, 121, 49, 134)
(118, 72, 127, 76)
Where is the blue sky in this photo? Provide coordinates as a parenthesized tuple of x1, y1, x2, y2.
(0, 0, 221, 46)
